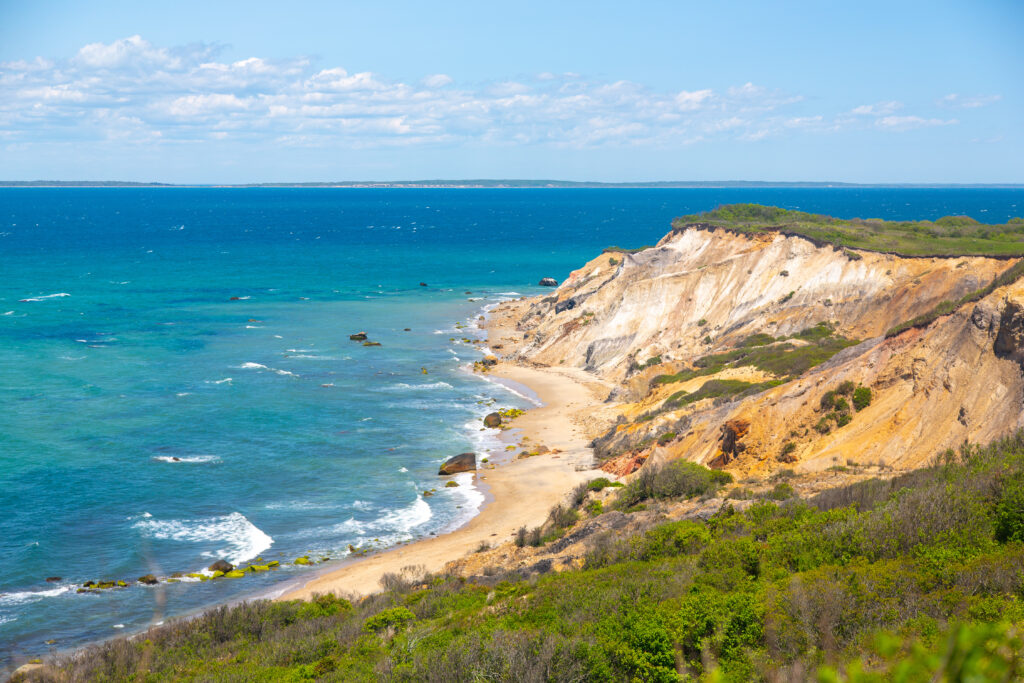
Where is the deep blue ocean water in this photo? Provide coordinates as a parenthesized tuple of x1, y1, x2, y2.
(1, 187, 1022, 668)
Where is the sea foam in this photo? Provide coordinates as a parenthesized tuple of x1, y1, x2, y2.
(133, 512, 273, 566)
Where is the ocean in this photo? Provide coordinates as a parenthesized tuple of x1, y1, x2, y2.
(1, 187, 1022, 667)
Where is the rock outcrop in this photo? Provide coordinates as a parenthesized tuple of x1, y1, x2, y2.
(438, 452, 477, 475)
(483, 412, 502, 428)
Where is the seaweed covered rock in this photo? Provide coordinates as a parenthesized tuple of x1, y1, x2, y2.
(348, 332, 368, 341)
(138, 574, 158, 585)
(438, 452, 476, 475)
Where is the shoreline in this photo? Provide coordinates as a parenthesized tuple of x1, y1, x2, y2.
(277, 360, 609, 601)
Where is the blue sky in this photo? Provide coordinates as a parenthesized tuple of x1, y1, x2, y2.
(0, 0, 1021, 183)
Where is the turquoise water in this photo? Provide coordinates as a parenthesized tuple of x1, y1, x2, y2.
(1, 187, 1022, 667)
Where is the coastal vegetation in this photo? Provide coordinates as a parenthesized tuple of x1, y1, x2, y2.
(674, 204, 1024, 257)
(41, 431, 1024, 682)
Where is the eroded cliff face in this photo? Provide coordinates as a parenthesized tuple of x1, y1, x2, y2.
(491, 225, 1024, 476)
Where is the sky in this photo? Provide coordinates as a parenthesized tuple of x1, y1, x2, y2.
(0, 0, 1021, 183)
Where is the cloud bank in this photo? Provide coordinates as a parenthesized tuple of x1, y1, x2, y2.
(1, 35, 981, 156)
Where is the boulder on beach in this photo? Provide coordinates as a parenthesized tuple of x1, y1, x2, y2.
(349, 332, 368, 341)
(481, 355, 498, 367)
(539, 277, 558, 287)
(138, 574, 158, 585)
(207, 559, 234, 573)
(483, 412, 502, 428)
(438, 452, 477, 475)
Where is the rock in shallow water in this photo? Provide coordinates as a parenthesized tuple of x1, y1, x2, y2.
(539, 277, 558, 286)
(439, 452, 477, 475)
(207, 559, 234, 573)
(483, 412, 502, 428)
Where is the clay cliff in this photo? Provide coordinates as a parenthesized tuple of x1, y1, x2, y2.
(490, 223, 1024, 477)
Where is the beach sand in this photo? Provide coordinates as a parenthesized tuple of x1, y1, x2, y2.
(278, 360, 611, 601)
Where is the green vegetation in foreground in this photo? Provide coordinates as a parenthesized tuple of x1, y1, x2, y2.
(45, 432, 1024, 682)
(674, 203, 1024, 257)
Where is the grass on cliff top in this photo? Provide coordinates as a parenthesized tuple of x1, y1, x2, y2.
(45, 431, 1024, 682)
(674, 203, 1024, 257)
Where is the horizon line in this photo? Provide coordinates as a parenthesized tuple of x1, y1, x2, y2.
(2, 179, 1024, 189)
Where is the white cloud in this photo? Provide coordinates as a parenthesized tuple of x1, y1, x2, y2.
(422, 74, 453, 88)
(939, 93, 1001, 108)
(876, 115, 958, 130)
(851, 101, 902, 116)
(0, 35, 962, 153)
(675, 89, 712, 111)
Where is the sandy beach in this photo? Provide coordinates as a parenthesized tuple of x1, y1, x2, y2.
(278, 355, 612, 601)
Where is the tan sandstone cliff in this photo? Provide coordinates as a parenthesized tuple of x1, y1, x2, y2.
(490, 225, 1024, 478)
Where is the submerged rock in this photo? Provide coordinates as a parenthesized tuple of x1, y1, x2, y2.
(207, 559, 234, 573)
(539, 277, 558, 287)
(138, 574, 158, 585)
(439, 452, 477, 475)
(45, 576, 61, 583)
(483, 412, 502, 428)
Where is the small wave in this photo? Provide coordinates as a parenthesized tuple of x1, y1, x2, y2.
(133, 511, 272, 565)
(496, 291, 521, 296)
(351, 500, 373, 511)
(153, 455, 221, 464)
(113, 623, 125, 628)
(0, 585, 73, 606)
(286, 348, 315, 353)
(176, 392, 191, 397)
(238, 362, 297, 377)
(244, 325, 264, 329)
(387, 381, 453, 391)
(264, 500, 339, 511)
(3, 311, 13, 316)
(206, 378, 232, 384)
(59, 355, 85, 361)
(19, 292, 70, 302)
(398, 467, 409, 473)
(289, 354, 340, 360)
(360, 417, 373, 422)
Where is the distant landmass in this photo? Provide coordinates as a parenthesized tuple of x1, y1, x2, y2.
(1, 179, 1022, 188)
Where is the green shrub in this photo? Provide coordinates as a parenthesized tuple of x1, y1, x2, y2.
(836, 413, 852, 428)
(780, 442, 797, 457)
(820, 391, 837, 411)
(768, 482, 797, 500)
(587, 477, 623, 491)
(833, 397, 850, 413)
(814, 417, 831, 434)
(616, 460, 732, 508)
(363, 607, 415, 633)
(837, 380, 856, 395)
(995, 475, 1024, 543)
(657, 432, 676, 445)
(852, 386, 872, 411)
(698, 318, 708, 327)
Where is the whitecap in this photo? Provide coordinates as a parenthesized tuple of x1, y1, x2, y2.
(152, 455, 221, 464)
(237, 362, 297, 377)
(398, 467, 409, 473)
(351, 500, 373, 511)
(18, 292, 70, 302)
(496, 291, 521, 296)
(59, 355, 85, 361)
(3, 311, 13, 316)
(112, 624, 125, 629)
(387, 381, 453, 391)
(176, 392, 191, 397)
(206, 378, 232, 384)
(133, 512, 272, 566)
(359, 417, 373, 422)
(289, 354, 339, 360)
(0, 585, 73, 606)
(244, 325, 264, 329)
